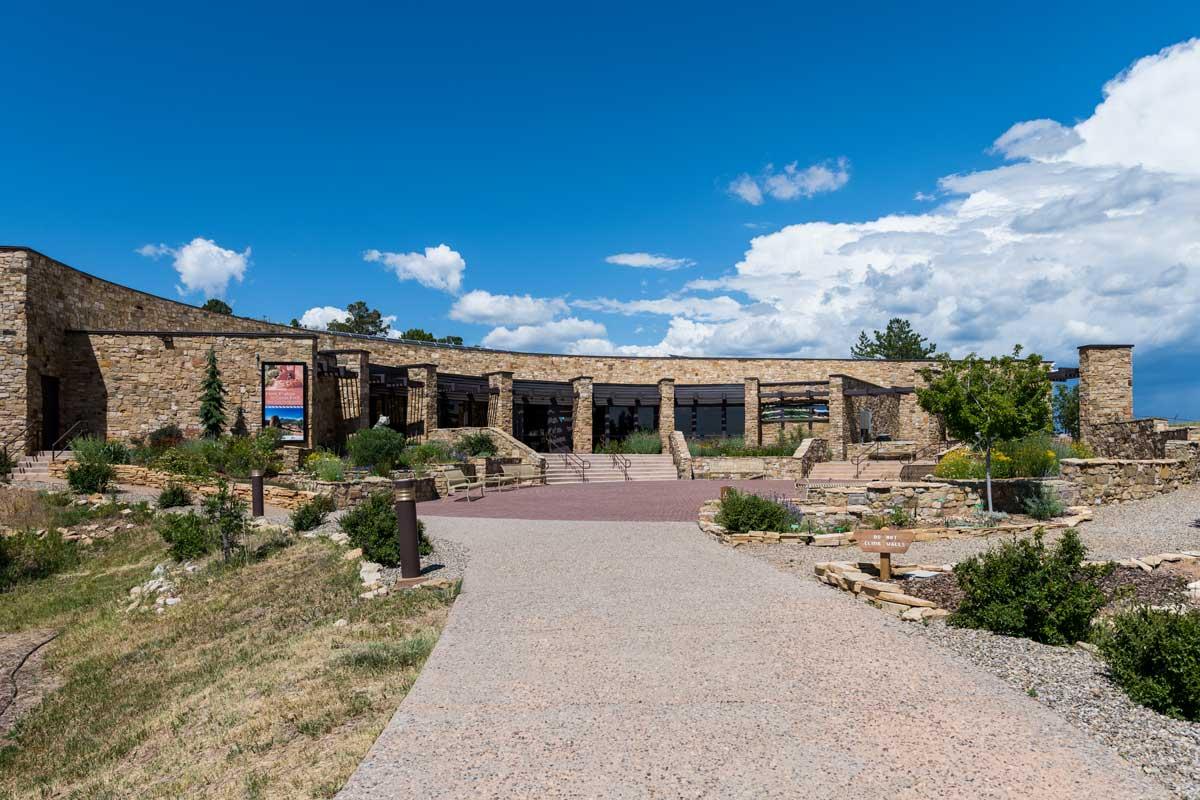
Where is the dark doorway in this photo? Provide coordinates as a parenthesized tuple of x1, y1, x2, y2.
(40, 375, 60, 451)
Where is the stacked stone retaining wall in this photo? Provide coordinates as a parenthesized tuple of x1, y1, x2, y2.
(1059, 458, 1192, 504)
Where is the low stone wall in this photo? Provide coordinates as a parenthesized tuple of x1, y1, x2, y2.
(805, 481, 980, 523)
(667, 430, 693, 479)
(815, 560, 952, 622)
(691, 455, 805, 480)
(935, 477, 1076, 515)
(48, 461, 318, 510)
(292, 475, 439, 508)
(1087, 417, 1193, 459)
(426, 427, 547, 468)
(1059, 457, 1192, 504)
(795, 437, 830, 478)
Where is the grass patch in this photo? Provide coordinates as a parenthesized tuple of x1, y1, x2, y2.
(0, 514, 457, 799)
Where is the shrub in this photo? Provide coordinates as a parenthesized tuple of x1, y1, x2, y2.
(1094, 606, 1200, 721)
(291, 494, 336, 532)
(1023, 484, 1064, 521)
(454, 431, 497, 457)
(338, 492, 430, 566)
(70, 435, 129, 465)
(347, 428, 408, 475)
(154, 444, 214, 477)
(598, 430, 662, 454)
(714, 489, 799, 533)
(398, 442, 456, 471)
(219, 428, 284, 478)
(147, 424, 184, 449)
(0, 530, 79, 589)
(305, 450, 346, 482)
(996, 433, 1059, 478)
(156, 512, 218, 561)
(886, 506, 913, 528)
(688, 433, 801, 458)
(157, 483, 193, 509)
(202, 480, 247, 562)
(66, 461, 114, 494)
(950, 528, 1108, 645)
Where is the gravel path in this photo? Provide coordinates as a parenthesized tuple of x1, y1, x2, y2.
(337, 517, 1166, 799)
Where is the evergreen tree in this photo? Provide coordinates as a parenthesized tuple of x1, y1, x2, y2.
(400, 328, 463, 345)
(201, 298, 232, 315)
(851, 318, 938, 360)
(916, 346, 1052, 511)
(199, 347, 227, 439)
(327, 301, 389, 336)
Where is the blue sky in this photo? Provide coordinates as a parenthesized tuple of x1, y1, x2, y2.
(4, 2, 1200, 417)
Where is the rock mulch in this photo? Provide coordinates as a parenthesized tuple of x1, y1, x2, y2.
(900, 622, 1200, 800)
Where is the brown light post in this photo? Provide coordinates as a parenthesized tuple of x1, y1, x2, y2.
(394, 478, 422, 579)
(250, 469, 264, 517)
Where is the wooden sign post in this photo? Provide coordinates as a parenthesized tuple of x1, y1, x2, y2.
(857, 530, 916, 580)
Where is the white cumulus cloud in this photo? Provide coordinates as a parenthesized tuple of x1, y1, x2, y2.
(449, 290, 569, 326)
(297, 306, 350, 329)
(364, 244, 465, 294)
(573, 295, 744, 322)
(137, 237, 250, 298)
(617, 39, 1200, 363)
(481, 317, 608, 353)
(729, 158, 850, 205)
(605, 252, 695, 270)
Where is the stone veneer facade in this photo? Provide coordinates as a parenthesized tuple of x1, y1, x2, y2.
(1078, 344, 1134, 449)
(0, 247, 1133, 461)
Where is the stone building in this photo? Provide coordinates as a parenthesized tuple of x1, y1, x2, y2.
(0, 246, 1135, 460)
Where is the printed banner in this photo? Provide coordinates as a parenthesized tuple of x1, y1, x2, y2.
(262, 363, 306, 442)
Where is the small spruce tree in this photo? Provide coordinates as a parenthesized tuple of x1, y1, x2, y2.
(199, 347, 227, 439)
(852, 318, 938, 360)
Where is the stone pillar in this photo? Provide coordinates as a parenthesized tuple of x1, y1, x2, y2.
(744, 377, 760, 447)
(827, 375, 847, 460)
(486, 370, 514, 434)
(1078, 345, 1134, 447)
(406, 363, 438, 440)
(571, 376, 593, 454)
(658, 378, 675, 448)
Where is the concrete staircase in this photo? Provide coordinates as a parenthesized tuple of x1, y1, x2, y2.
(543, 453, 678, 485)
(9, 450, 67, 482)
(807, 459, 904, 482)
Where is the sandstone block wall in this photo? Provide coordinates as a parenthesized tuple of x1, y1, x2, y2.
(1085, 417, 1190, 460)
(804, 481, 981, 522)
(1079, 345, 1133, 448)
(1059, 457, 1192, 504)
(64, 332, 316, 443)
(691, 455, 806, 480)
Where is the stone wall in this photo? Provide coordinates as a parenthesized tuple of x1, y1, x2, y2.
(937, 477, 1076, 514)
(426, 426, 547, 468)
(1086, 417, 1191, 459)
(805, 481, 981, 523)
(63, 332, 316, 444)
(691, 455, 807, 480)
(667, 430, 693, 479)
(293, 475, 440, 507)
(1079, 344, 1134, 447)
(794, 437, 830, 477)
(1059, 458, 1192, 504)
(0, 251, 30, 457)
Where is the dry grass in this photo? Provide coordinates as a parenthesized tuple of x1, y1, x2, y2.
(0, 520, 457, 799)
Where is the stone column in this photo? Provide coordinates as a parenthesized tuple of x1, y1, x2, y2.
(827, 375, 847, 460)
(658, 378, 675, 448)
(406, 363, 438, 440)
(1078, 344, 1134, 447)
(743, 377, 760, 447)
(485, 370, 514, 434)
(571, 376, 593, 454)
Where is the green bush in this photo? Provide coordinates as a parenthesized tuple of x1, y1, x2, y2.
(398, 442, 457, 471)
(1094, 606, 1200, 721)
(950, 529, 1108, 645)
(346, 428, 408, 475)
(0, 530, 80, 590)
(304, 450, 346, 482)
(202, 481, 247, 562)
(1023, 484, 1064, 520)
(70, 435, 130, 465)
(157, 483, 193, 509)
(147, 424, 184, 449)
(598, 430, 662, 454)
(688, 433, 801, 458)
(454, 431, 497, 457)
(156, 512, 218, 561)
(996, 433, 1060, 478)
(714, 489, 799, 533)
(218, 428, 284, 478)
(291, 494, 336, 532)
(65, 461, 114, 494)
(338, 492, 430, 566)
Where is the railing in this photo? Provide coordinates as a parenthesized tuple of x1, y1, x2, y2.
(852, 440, 884, 478)
(49, 421, 89, 462)
(0, 421, 37, 470)
(558, 449, 591, 482)
(610, 453, 631, 481)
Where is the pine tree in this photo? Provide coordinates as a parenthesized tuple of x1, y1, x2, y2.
(199, 347, 227, 439)
(851, 318, 938, 360)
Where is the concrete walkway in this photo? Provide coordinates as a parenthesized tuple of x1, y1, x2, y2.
(338, 517, 1167, 799)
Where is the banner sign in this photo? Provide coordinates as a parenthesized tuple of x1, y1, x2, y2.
(262, 362, 307, 443)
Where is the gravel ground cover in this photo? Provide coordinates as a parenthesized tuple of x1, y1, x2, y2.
(898, 622, 1200, 800)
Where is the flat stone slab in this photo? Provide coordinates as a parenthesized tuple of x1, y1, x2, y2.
(337, 518, 1168, 799)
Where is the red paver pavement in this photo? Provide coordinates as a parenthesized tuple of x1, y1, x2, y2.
(418, 479, 797, 522)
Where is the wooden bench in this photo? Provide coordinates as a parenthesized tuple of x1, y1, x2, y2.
(442, 468, 485, 501)
(502, 463, 545, 487)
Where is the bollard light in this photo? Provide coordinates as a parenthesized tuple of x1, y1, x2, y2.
(250, 469, 264, 517)
(394, 478, 422, 579)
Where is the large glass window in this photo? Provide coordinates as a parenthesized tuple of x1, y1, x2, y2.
(676, 402, 745, 438)
(593, 403, 658, 449)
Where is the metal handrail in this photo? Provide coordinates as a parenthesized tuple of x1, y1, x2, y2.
(555, 446, 590, 482)
(1, 420, 37, 464)
(49, 421, 89, 462)
(852, 440, 884, 478)
(610, 453, 631, 481)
